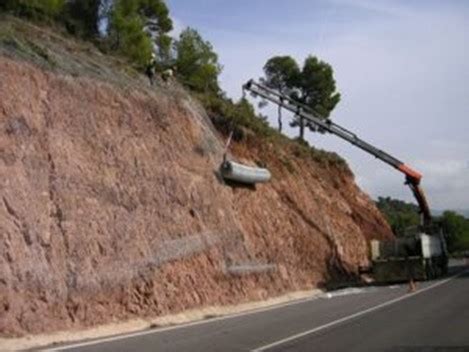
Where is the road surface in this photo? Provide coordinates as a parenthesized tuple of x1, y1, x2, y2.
(46, 265, 469, 352)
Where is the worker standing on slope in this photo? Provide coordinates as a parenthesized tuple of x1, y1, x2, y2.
(146, 53, 157, 86)
(162, 66, 175, 83)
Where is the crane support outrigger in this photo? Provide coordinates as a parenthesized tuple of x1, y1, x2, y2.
(243, 79, 432, 229)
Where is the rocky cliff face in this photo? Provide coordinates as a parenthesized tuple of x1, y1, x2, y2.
(0, 45, 392, 337)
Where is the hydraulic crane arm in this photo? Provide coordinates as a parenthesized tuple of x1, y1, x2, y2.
(243, 79, 432, 227)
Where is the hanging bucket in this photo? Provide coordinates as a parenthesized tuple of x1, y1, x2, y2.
(220, 160, 271, 185)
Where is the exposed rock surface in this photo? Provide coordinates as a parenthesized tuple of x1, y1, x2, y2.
(0, 20, 393, 337)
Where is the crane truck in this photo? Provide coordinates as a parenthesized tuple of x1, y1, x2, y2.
(243, 79, 448, 282)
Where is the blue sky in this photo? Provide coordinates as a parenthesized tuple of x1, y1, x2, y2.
(167, 0, 469, 211)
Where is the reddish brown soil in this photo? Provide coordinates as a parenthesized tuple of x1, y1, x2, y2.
(0, 57, 392, 337)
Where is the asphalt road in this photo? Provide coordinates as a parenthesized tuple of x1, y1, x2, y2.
(46, 264, 469, 352)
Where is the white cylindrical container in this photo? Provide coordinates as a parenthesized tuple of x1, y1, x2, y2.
(220, 161, 271, 184)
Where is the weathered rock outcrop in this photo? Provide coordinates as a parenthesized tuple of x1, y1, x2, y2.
(0, 20, 393, 337)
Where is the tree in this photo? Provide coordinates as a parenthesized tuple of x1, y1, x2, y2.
(174, 28, 221, 93)
(63, 0, 102, 39)
(290, 56, 341, 140)
(1, 0, 104, 40)
(376, 197, 420, 236)
(108, 0, 173, 67)
(440, 211, 469, 253)
(109, 4, 152, 67)
(1, 0, 65, 21)
(260, 55, 341, 140)
(141, 0, 173, 63)
(262, 56, 299, 132)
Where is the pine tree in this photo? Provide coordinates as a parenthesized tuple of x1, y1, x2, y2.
(174, 28, 221, 93)
(263, 56, 299, 132)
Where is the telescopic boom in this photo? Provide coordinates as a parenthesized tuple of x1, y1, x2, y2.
(243, 79, 432, 227)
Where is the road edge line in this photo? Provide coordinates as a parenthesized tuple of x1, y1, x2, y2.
(252, 270, 467, 352)
(43, 291, 322, 351)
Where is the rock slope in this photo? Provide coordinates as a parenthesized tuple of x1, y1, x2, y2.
(0, 19, 393, 337)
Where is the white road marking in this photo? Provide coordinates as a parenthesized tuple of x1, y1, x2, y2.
(44, 292, 321, 351)
(252, 271, 466, 352)
(322, 287, 372, 298)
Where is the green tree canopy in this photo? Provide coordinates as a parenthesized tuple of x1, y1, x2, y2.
(262, 56, 300, 132)
(290, 56, 341, 139)
(109, 0, 173, 67)
(1, 0, 103, 39)
(261, 55, 341, 140)
(263, 56, 299, 93)
(299, 56, 341, 118)
(174, 28, 222, 93)
(141, 0, 173, 62)
(1, 0, 65, 20)
(63, 0, 102, 39)
(376, 197, 421, 236)
(440, 211, 469, 253)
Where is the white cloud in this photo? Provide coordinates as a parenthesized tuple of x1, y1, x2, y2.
(327, 0, 413, 18)
(416, 160, 466, 178)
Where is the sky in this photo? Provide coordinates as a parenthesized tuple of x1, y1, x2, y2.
(167, 0, 469, 211)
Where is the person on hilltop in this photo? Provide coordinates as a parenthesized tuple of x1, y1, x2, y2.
(146, 53, 157, 86)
